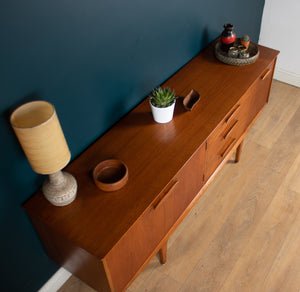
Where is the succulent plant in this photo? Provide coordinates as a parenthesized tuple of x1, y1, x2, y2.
(150, 87, 176, 108)
(241, 34, 250, 42)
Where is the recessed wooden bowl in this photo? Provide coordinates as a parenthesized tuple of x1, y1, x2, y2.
(93, 159, 128, 192)
(183, 89, 200, 111)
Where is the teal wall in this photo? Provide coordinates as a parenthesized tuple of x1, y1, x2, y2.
(0, 0, 265, 290)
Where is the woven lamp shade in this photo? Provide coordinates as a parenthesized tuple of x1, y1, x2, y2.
(10, 101, 71, 174)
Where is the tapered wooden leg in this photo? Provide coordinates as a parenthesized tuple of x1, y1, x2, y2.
(235, 141, 244, 163)
(159, 241, 168, 264)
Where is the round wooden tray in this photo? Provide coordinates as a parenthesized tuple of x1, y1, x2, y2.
(214, 40, 259, 66)
(93, 159, 128, 192)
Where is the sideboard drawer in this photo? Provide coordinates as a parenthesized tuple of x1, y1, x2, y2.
(205, 60, 275, 181)
(105, 144, 205, 292)
(205, 101, 246, 179)
(207, 103, 242, 144)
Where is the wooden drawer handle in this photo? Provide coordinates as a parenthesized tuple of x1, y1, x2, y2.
(152, 179, 179, 210)
(223, 120, 238, 140)
(220, 138, 236, 158)
(225, 104, 240, 123)
(261, 69, 271, 80)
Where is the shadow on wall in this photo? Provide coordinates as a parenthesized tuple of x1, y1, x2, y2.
(201, 27, 211, 49)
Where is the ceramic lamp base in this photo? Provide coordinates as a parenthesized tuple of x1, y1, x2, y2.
(42, 170, 77, 206)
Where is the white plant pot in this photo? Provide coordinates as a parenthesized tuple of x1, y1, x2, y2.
(150, 100, 176, 124)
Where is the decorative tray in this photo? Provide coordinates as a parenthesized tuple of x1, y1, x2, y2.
(214, 39, 259, 66)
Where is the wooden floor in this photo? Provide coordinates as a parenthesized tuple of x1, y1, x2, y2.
(59, 81, 300, 292)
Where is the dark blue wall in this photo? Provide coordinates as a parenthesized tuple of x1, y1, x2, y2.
(0, 0, 265, 290)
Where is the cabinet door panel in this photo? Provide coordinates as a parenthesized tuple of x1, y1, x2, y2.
(106, 200, 165, 292)
(105, 144, 205, 292)
(244, 61, 275, 127)
(163, 144, 206, 233)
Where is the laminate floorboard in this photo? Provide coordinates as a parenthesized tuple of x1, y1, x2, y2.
(58, 81, 300, 292)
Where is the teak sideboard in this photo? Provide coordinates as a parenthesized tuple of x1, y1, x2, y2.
(24, 42, 279, 292)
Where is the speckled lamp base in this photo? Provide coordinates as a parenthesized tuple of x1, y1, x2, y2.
(42, 170, 77, 206)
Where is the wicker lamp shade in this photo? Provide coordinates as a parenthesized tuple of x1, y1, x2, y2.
(10, 101, 70, 174)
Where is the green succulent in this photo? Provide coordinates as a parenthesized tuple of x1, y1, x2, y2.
(150, 87, 176, 108)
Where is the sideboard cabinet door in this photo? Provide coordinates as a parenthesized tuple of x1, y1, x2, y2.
(244, 60, 276, 127)
(105, 144, 205, 292)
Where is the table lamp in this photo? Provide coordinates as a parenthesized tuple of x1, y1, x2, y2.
(10, 100, 77, 206)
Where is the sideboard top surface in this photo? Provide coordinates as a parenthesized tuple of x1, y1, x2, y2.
(24, 42, 279, 259)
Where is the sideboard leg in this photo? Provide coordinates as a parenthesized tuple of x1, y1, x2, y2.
(235, 141, 244, 163)
(159, 241, 168, 264)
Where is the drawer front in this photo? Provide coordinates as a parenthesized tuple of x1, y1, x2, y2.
(205, 102, 246, 180)
(205, 60, 276, 181)
(105, 145, 205, 292)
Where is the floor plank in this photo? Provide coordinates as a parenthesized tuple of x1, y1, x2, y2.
(220, 159, 300, 291)
(58, 276, 96, 292)
(261, 207, 300, 292)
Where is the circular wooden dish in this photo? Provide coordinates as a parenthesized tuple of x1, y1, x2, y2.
(93, 159, 128, 192)
(214, 40, 259, 66)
